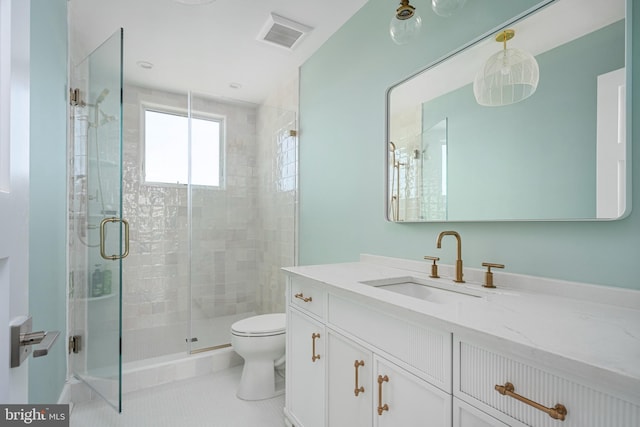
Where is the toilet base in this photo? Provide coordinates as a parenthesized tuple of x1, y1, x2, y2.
(236, 360, 284, 401)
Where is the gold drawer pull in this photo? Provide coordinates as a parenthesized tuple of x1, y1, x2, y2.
(377, 375, 389, 415)
(294, 293, 312, 303)
(311, 333, 321, 362)
(495, 382, 567, 421)
(354, 360, 365, 396)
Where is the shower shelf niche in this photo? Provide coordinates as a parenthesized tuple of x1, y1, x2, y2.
(83, 293, 118, 302)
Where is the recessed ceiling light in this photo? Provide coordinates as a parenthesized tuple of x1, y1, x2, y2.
(137, 61, 154, 70)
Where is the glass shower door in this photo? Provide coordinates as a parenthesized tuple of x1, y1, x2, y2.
(70, 28, 125, 412)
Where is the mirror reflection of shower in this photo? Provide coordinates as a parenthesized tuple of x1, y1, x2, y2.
(388, 118, 447, 221)
(388, 141, 401, 221)
(388, 139, 416, 222)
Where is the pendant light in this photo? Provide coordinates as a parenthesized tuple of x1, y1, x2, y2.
(473, 29, 539, 107)
(431, 0, 466, 17)
(390, 0, 422, 45)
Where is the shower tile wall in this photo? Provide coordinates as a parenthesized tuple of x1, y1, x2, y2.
(120, 79, 299, 362)
(257, 75, 299, 314)
(389, 105, 423, 221)
(121, 86, 260, 361)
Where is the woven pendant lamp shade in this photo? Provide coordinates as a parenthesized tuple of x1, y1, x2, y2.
(473, 30, 539, 107)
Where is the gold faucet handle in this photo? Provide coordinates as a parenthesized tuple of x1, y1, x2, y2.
(482, 262, 505, 288)
(424, 256, 440, 278)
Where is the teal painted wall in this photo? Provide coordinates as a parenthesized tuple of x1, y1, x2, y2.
(422, 21, 624, 220)
(298, 0, 640, 290)
(29, 0, 68, 404)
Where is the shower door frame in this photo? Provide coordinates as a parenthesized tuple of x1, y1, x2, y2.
(69, 28, 125, 413)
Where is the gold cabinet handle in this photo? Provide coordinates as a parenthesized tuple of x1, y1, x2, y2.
(354, 360, 365, 396)
(377, 375, 389, 415)
(311, 333, 321, 362)
(100, 217, 130, 260)
(294, 293, 312, 303)
(495, 382, 567, 421)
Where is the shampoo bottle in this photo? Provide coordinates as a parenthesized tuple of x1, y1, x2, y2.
(102, 265, 112, 295)
(91, 265, 103, 297)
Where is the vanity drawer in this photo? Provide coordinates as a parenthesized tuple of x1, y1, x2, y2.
(328, 294, 451, 393)
(455, 339, 640, 427)
(289, 276, 326, 319)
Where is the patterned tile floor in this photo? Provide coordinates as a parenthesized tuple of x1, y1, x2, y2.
(70, 366, 286, 427)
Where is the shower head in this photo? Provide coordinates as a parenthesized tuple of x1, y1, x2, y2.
(99, 110, 116, 125)
(95, 89, 109, 104)
(389, 141, 397, 167)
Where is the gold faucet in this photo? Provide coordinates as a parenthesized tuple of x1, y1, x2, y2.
(436, 231, 465, 283)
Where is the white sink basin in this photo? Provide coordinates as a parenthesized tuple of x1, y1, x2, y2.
(361, 276, 482, 304)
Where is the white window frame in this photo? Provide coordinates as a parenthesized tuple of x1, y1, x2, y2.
(141, 103, 225, 189)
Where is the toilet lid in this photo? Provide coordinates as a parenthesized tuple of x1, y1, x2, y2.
(231, 313, 286, 337)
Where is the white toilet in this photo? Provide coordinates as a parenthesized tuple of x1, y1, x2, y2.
(231, 313, 286, 401)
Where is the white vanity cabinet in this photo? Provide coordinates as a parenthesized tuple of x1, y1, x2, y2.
(286, 275, 453, 427)
(327, 294, 452, 393)
(374, 356, 452, 426)
(327, 331, 373, 426)
(326, 331, 452, 427)
(453, 337, 640, 427)
(284, 257, 640, 427)
(453, 398, 511, 427)
(286, 276, 327, 427)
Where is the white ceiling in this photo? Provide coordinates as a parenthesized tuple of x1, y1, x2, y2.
(69, 0, 369, 104)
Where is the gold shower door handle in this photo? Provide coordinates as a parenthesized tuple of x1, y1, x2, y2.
(377, 375, 389, 415)
(495, 382, 567, 421)
(354, 360, 365, 396)
(100, 217, 130, 260)
(311, 333, 321, 362)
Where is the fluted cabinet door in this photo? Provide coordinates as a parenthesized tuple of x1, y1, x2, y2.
(456, 339, 640, 427)
(327, 332, 373, 427)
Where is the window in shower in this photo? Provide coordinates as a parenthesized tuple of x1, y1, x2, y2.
(143, 108, 224, 187)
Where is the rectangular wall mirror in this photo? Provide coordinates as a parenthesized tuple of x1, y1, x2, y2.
(386, 0, 631, 222)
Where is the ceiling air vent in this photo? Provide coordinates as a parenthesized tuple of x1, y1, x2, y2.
(258, 13, 313, 50)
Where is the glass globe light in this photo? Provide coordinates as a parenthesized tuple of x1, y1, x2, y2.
(431, 0, 467, 17)
(390, 0, 422, 45)
(473, 29, 539, 107)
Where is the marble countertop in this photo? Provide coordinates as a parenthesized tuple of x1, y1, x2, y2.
(283, 254, 640, 403)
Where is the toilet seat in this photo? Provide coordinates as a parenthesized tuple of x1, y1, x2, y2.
(231, 313, 285, 337)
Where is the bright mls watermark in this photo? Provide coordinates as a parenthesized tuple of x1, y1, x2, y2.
(0, 405, 68, 426)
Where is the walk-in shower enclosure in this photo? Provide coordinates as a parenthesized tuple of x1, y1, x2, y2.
(69, 29, 298, 411)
